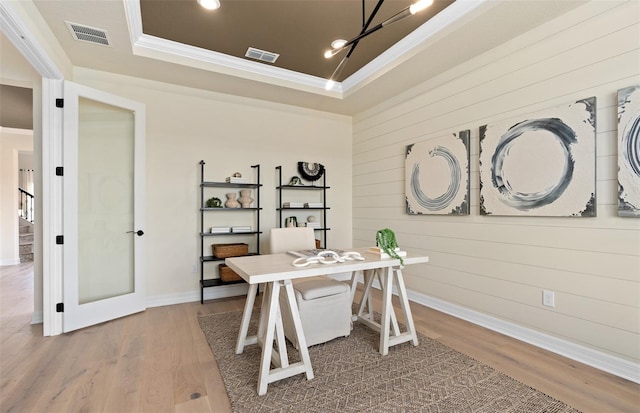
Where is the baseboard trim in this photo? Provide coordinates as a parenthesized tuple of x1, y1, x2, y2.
(31, 311, 43, 324)
(406, 289, 640, 384)
(146, 283, 250, 308)
(0, 258, 20, 266)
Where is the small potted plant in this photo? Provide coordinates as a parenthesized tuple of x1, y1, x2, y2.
(205, 197, 222, 208)
(375, 228, 404, 266)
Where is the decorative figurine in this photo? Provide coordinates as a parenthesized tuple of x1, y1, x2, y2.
(288, 176, 303, 186)
(225, 192, 239, 208)
(239, 189, 254, 208)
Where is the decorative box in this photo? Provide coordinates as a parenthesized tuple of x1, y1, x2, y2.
(219, 263, 242, 282)
(212, 243, 249, 258)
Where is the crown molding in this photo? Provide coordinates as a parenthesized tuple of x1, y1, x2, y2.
(124, 0, 342, 97)
(0, 1, 63, 80)
(122, 0, 484, 98)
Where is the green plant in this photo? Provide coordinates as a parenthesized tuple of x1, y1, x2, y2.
(206, 197, 222, 208)
(375, 228, 404, 266)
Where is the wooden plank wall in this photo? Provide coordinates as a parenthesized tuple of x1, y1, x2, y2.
(352, 0, 640, 364)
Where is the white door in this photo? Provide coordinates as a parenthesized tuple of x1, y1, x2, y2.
(62, 82, 145, 332)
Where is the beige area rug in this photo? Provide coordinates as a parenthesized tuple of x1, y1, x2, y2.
(198, 311, 581, 413)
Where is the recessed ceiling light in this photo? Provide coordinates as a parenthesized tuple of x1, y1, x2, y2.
(197, 0, 220, 10)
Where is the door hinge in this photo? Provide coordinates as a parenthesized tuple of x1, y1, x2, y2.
(56, 98, 64, 108)
(56, 235, 64, 245)
(55, 166, 63, 176)
(56, 302, 64, 312)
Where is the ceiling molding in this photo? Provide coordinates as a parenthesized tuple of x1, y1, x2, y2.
(123, 0, 485, 99)
(0, 1, 63, 80)
(124, 0, 343, 97)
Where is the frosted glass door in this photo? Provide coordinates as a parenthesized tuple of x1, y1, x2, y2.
(63, 82, 145, 332)
(77, 97, 134, 304)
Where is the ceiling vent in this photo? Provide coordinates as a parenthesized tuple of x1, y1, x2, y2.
(245, 47, 279, 64)
(65, 21, 111, 46)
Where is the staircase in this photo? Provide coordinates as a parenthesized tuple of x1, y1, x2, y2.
(19, 218, 34, 262)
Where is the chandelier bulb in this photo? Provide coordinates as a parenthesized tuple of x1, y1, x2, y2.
(197, 0, 220, 10)
(409, 0, 433, 15)
(331, 39, 347, 49)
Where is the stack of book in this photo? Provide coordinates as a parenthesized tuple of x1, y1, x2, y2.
(367, 246, 407, 259)
(305, 202, 323, 208)
(305, 222, 321, 228)
(210, 226, 231, 234)
(231, 226, 252, 233)
(225, 176, 248, 184)
(283, 202, 304, 208)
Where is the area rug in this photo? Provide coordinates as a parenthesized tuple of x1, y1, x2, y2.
(198, 311, 581, 413)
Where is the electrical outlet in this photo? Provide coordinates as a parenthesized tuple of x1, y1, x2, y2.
(542, 290, 555, 307)
(191, 263, 198, 273)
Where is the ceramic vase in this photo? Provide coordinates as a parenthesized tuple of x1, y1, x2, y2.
(285, 216, 298, 227)
(239, 189, 254, 208)
(225, 192, 239, 208)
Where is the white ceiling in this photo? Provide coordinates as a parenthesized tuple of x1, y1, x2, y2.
(9, 0, 587, 116)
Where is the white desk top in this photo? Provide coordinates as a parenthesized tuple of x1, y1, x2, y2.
(225, 247, 429, 284)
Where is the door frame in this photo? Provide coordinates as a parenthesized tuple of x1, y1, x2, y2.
(42, 78, 64, 336)
(2, 1, 65, 335)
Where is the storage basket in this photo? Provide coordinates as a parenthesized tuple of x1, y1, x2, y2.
(212, 243, 248, 258)
(219, 263, 242, 282)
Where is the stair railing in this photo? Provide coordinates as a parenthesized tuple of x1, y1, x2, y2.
(18, 187, 34, 223)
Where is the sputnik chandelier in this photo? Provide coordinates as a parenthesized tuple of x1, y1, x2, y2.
(324, 0, 433, 90)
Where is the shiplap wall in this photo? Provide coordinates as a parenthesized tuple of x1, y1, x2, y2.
(352, 0, 640, 368)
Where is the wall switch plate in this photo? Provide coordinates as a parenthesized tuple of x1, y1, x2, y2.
(542, 290, 555, 307)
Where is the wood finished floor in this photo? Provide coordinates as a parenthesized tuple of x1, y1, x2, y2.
(1, 262, 638, 412)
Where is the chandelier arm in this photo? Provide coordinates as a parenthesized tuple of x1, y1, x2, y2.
(326, 0, 431, 88)
(328, 0, 385, 86)
(329, 55, 350, 83)
(333, 3, 414, 56)
(347, 0, 385, 59)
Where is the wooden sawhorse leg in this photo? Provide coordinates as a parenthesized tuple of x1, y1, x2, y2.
(379, 266, 419, 355)
(237, 283, 289, 364)
(253, 280, 314, 395)
(355, 268, 400, 337)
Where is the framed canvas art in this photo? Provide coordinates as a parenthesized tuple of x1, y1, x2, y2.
(479, 97, 596, 217)
(405, 130, 470, 215)
(617, 85, 640, 217)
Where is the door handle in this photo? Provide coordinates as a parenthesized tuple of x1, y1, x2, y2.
(127, 230, 144, 236)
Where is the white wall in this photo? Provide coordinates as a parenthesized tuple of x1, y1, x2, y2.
(72, 68, 352, 304)
(0, 128, 33, 265)
(352, 0, 640, 372)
